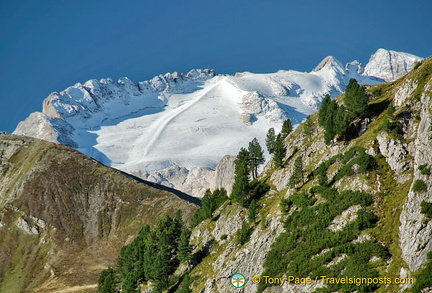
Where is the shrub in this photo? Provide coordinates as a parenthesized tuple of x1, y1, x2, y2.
(418, 164, 431, 176)
(220, 234, 228, 240)
(412, 179, 428, 193)
(420, 201, 432, 219)
(413, 61, 422, 70)
(261, 186, 383, 293)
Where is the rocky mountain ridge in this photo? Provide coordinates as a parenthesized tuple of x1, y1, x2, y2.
(0, 134, 198, 293)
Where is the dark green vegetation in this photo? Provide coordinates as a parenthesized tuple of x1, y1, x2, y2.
(260, 147, 383, 293)
(318, 79, 369, 144)
(231, 140, 270, 207)
(412, 179, 428, 193)
(272, 134, 286, 168)
(281, 118, 293, 139)
(420, 201, 432, 219)
(236, 220, 251, 245)
(248, 137, 265, 179)
(265, 127, 276, 154)
(289, 155, 304, 188)
(303, 116, 314, 138)
(418, 164, 431, 176)
(98, 212, 190, 292)
(190, 188, 228, 227)
(314, 146, 376, 186)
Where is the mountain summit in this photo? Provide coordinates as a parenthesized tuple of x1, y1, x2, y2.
(14, 49, 422, 196)
(364, 48, 422, 81)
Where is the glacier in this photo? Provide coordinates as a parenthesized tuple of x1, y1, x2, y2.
(14, 48, 422, 196)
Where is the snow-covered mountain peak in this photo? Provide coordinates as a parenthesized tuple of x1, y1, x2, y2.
(14, 49, 423, 196)
(364, 48, 423, 81)
(345, 60, 364, 76)
(312, 56, 345, 74)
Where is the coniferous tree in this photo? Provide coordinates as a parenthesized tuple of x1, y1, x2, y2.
(273, 134, 286, 168)
(248, 138, 265, 179)
(345, 78, 368, 118)
(231, 148, 251, 205)
(266, 128, 276, 154)
(248, 199, 258, 222)
(236, 220, 251, 245)
(201, 189, 214, 219)
(281, 119, 293, 139)
(122, 271, 138, 293)
(191, 188, 228, 227)
(318, 94, 331, 126)
(153, 232, 171, 291)
(334, 104, 350, 139)
(289, 156, 304, 188)
(98, 267, 117, 293)
(324, 100, 338, 145)
(142, 237, 156, 281)
(178, 227, 192, 264)
(303, 116, 314, 138)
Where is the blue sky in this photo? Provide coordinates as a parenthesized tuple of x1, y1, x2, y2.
(0, 0, 431, 133)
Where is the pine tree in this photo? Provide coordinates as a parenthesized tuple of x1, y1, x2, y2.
(191, 188, 228, 227)
(334, 104, 350, 139)
(324, 100, 338, 145)
(153, 232, 171, 291)
(98, 267, 117, 293)
(303, 116, 314, 138)
(289, 156, 304, 188)
(236, 220, 251, 245)
(272, 134, 286, 168)
(345, 78, 368, 118)
(248, 138, 265, 179)
(178, 227, 192, 264)
(231, 148, 251, 206)
(121, 271, 138, 293)
(248, 199, 258, 222)
(318, 94, 331, 126)
(281, 119, 293, 139)
(142, 237, 156, 281)
(265, 128, 276, 154)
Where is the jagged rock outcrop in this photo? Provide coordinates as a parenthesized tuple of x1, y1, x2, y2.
(376, 132, 412, 177)
(137, 155, 236, 198)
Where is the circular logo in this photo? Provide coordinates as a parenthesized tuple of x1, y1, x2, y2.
(230, 273, 246, 288)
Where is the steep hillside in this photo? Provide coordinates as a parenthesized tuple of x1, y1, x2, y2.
(115, 56, 432, 293)
(0, 134, 198, 293)
(13, 49, 422, 197)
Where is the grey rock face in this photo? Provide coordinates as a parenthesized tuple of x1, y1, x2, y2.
(192, 207, 284, 293)
(394, 79, 417, 107)
(138, 155, 236, 197)
(376, 132, 411, 177)
(14, 112, 76, 148)
(399, 92, 432, 271)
